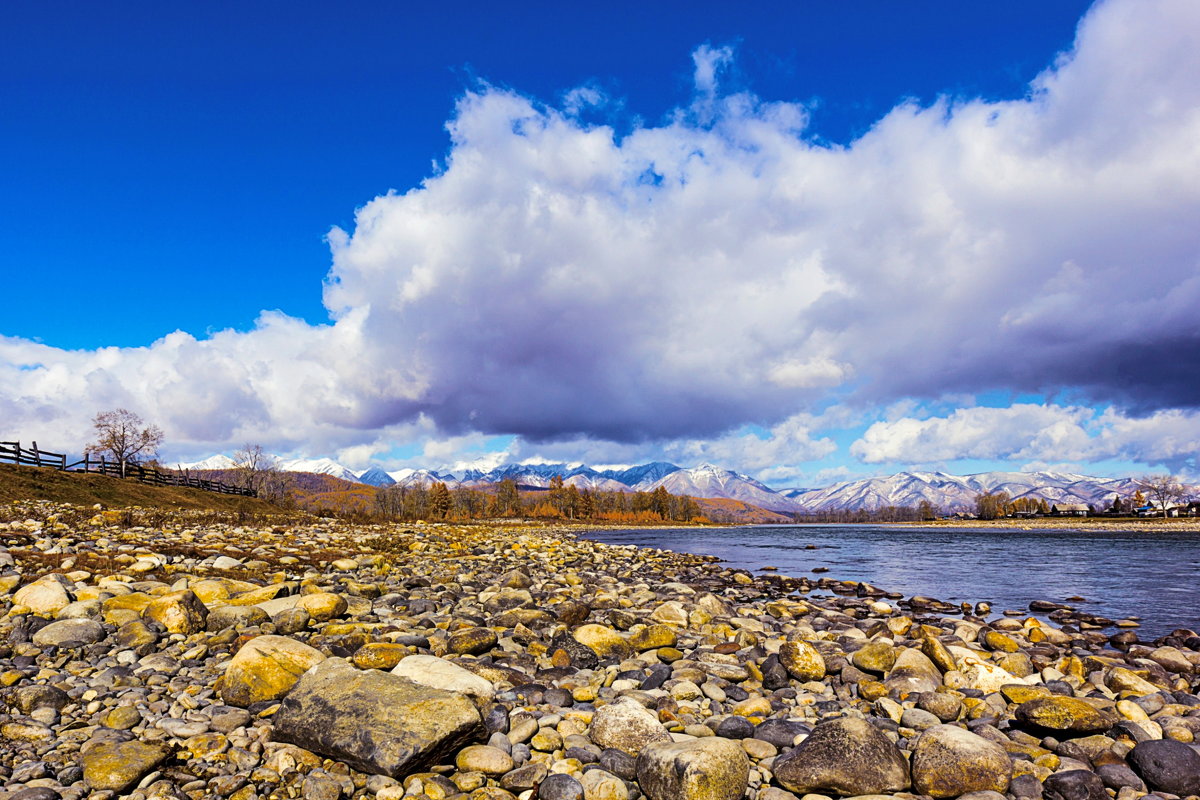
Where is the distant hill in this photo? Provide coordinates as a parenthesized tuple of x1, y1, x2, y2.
(693, 497, 793, 524)
(356, 467, 396, 487)
(786, 470, 1146, 512)
(175, 450, 1160, 514)
(647, 464, 802, 513)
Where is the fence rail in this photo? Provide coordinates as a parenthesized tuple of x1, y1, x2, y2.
(0, 440, 256, 497)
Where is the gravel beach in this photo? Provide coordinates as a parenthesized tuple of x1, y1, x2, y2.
(2, 499, 1198, 800)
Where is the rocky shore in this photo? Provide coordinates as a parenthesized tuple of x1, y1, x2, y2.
(2, 499, 1199, 800)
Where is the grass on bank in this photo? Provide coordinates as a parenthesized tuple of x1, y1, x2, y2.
(0, 463, 283, 514)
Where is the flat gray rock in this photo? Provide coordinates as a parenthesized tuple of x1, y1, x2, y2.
(31, 618, 106, 647)
(273, 657, 483, 778)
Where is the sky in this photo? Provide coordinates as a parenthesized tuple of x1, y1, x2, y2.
(3, 0, 1200, 488)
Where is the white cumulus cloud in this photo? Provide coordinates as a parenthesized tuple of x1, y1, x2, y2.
(851, 403, 1200, 471)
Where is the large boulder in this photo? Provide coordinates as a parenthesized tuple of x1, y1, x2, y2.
(31, 618, 106, 648)
(296, 591, 347, 622)
(81, 740, 172, 792)
(911, 724, 1011, 798)
(574, 624, 631, 660)
(273, 657, 482, 778)
(1015, 697, 1117, 735)
(636, 738, 750, 800)
(13, 574, 73, 616)
(885, 647, 943, 695)
(390, 654, 496, 701)
(851, 640, 897, 674)
(1127, 739, 1200, 795)
(590, 698, 671, 756)
(446, 627, 498, 656)
(773, 716, 910, 795)
(142, 590, 208, 635)
(206, 604, 270, 632)
(219, 634, 326, 707)
(778, 640, 826, 682)
(628, 624, 678, 652)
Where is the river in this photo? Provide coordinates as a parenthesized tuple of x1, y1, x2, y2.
(582, 524, 1200, 640)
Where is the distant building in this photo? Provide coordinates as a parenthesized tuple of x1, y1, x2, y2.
(1136, 503, 1189, 517)
(1051, 503, 1089, 516)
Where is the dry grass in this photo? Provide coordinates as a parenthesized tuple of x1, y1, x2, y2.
(0, 463, 286, 514)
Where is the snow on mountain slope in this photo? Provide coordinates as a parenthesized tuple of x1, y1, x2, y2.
(604, 462, 681, 487)
(648, 464, 802, 512)
(176, 454, 238, 470)
(790, 470, 1143, 511)
(389, 469, 459, 489)
(564, 473, 630, 492)
(356, 466, 396, 487)
(278, 457, 361, 483)
(472, 463, 594, 488)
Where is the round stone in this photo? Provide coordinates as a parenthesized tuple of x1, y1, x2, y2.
(778, 640, 826, 681)
(103, 705, 142, 730)
(273, 607, 311, 634)
(296, 592, 348, 622)
(456, 744, 514, 775)
(538, 773, 584, 800)
(447, 626, 498, 655)
(590, 698, 670, 756)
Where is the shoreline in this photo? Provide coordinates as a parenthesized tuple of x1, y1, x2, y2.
(1, 498, 1198, 799)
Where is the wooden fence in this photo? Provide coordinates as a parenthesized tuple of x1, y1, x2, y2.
(0, 440, 257, 497)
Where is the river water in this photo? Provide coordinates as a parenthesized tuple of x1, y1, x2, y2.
(582, 524, 1200, 640)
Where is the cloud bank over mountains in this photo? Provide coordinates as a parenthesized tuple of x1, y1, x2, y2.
(2, 0, 1199, 480)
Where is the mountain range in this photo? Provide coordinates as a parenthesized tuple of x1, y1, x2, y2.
(176, 454, 1152, 512)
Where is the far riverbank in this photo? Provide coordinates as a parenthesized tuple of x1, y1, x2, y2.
(901, 517, 1200, 532)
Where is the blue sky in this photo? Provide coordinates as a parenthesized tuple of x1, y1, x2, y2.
(4, 0, 1200, 486)
(3, 1, 1092, 348)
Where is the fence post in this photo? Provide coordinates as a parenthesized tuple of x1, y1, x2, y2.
(32, 441, 41, 467)
(60, 452, 66, 470)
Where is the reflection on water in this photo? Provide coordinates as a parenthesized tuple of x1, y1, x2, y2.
(583, 524, 1200, 639)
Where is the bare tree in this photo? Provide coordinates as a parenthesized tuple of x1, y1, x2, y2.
(233, 443, 291, 502)
(1136, 474, 1188, 516)
(86, 409, 164, 478)
(233, 443, 270, 491)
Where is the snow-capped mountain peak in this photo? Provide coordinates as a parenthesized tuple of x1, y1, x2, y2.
(176, 454, 239, 471)
(356, 466, 396, 487)
(647, 464, 801, 513)
(277, 457, 360, 483)
(788, 470, 1145, 512)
